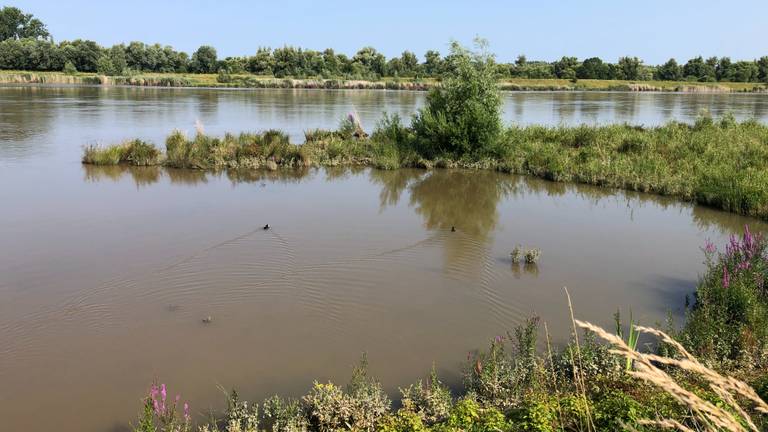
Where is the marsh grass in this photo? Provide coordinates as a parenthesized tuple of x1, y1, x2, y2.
(497, 116, 768, 219)
(84, 114, 768, 220)
(82, 139, 160, 166)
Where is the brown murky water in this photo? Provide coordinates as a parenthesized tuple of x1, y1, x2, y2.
(1, 86, 767, 432)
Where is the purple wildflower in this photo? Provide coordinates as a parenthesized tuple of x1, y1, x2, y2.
(723, 267, 730, 289)
(184, 402, 190, 422)
(153, 398, 162, 416)
(494, 335, 503, 343)
(703, 239, 717, 254)
(160, 384, 167, 402)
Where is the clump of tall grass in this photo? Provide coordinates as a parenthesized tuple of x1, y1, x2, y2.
(578, 320, 768, 432)
(82, 139, 161, 166)
(499, 115, 768, 219)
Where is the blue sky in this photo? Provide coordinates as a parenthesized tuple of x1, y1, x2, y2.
(9, 0, 768, 64)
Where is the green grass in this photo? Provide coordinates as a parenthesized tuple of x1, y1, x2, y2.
(82, 139, 160, 166)
(495, 116, 768, 219)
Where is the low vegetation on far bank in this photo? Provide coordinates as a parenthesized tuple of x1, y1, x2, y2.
(3, 70, 766, 92)
(134, 228, 768, 432)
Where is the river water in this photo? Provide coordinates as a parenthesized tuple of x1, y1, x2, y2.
(0, 86, 766, 431)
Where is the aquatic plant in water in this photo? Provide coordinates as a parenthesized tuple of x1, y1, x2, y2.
(524, 248, 542, 264)
(510, 245, 524, 264)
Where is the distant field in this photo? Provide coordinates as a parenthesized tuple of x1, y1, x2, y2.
(1, 70, 766, 92)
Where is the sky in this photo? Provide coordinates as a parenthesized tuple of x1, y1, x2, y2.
(9, 0, 768, 64)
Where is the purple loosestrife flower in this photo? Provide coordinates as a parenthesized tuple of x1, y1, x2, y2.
(727, 235, 740, 258)
(184, 402, 190, 422)
(153, 398, 162, 416)
(494, 335, 503, 343)
(160, 384, 167, 402)
(703, 240, 717, 254)
(742, 225, 755, 255)
(723, 267, 730, 289)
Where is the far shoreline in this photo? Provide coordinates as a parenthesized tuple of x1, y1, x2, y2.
(2, 70, 767, 93)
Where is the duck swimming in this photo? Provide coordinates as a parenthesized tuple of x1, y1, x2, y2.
(263, 224, 270, 230)
(451, 226, 456, 232)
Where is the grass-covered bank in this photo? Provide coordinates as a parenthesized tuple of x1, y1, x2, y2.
(3, 70, 767, 92)
(133, 228, 768, 432)
(83, 115, 768, 220)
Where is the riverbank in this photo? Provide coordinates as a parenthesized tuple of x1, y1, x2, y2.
(3, 70, 766, 92)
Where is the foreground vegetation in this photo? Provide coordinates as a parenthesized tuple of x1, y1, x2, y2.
(133, 228, 768, 432)
(3, 6, 768, 85)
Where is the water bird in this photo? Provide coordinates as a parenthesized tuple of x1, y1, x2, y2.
(263, 224, 270, 230)
(202, 316, 213, 324)
(451, 226, 456, 232)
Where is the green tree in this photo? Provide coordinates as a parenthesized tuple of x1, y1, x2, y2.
(656, 58, 682, 80)
(399, 50, 419, 76)
(352, 46, 387, 77)
(729, 61, 759, 82)
(423, 50, 443, 75)
(190, 45, 217, 73)
(0, 6, 49, 41)
(552, 56, 579, 79)
(758, 56, 768, 83)
(683, 56, 716, 82)
(617, 56, 642, 80)
(716, 57, 733, 81)
(247, 47, 274, 75)
(60, 39, 102, 72)
(577, 57, 611, 79)
(412, 39, 502, 158)
(62, 60, 77, 75)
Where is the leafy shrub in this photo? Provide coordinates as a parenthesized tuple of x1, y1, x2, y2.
(400, 365, 452, 424)
(302, 355, 389, 432)
(262, 395, 307, 432)
(63, 60, 77, 75)
(412, 39, 502, 158)
(592, 390, 641, 430)
(464, 318, 543, 409)
(225, 389, 259, 432)
(345, 354, 392, 431)
(302, 382, 351, 432)
(681, 226, 768, 369)
(508, 399, 556, 432)
(376, 411, 427, 432)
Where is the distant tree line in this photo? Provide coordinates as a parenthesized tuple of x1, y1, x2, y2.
(1, 6, 768, 83)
